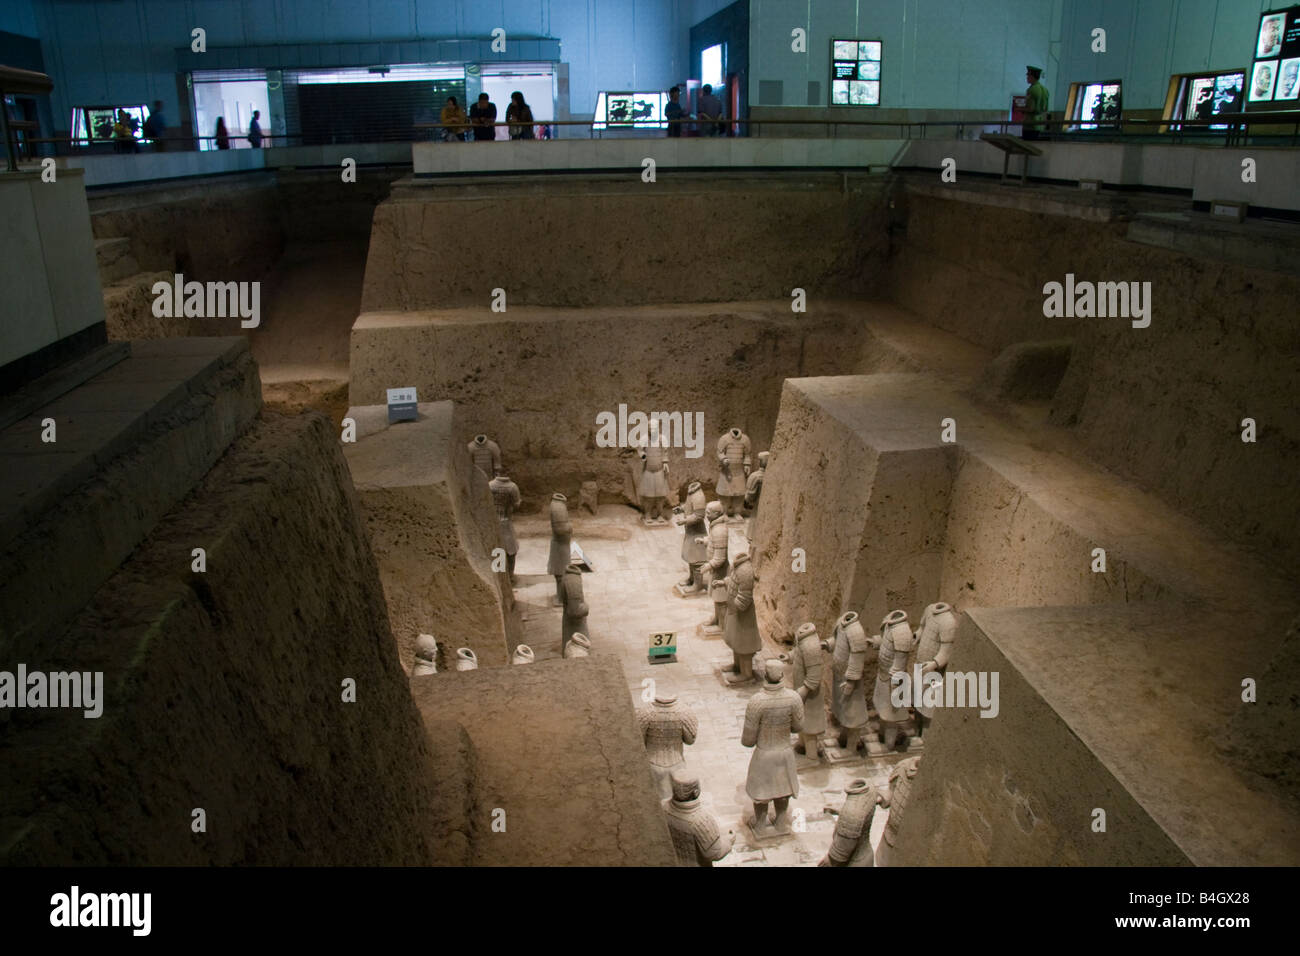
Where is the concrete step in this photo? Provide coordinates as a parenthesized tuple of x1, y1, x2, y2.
(94, 236, 139, 285)
(0, 336, 262, 660)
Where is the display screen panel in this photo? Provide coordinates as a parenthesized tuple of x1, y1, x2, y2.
(1248, 6, 1300, 108)
(593, 91, 667, 129)
(830, 38, 883, 106)
(1075, 81, 1122, 129)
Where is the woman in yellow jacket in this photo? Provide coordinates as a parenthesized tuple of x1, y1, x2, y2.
(440, 96, 468, 142)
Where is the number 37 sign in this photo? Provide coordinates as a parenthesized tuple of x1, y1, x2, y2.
(648, 631, 677, 664)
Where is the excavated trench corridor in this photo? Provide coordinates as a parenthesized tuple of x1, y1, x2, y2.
(40, 168, 1297, 866)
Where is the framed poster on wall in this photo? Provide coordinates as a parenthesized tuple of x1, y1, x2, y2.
(829, 39, 882, 106)
(1247, 6, 1300, 107)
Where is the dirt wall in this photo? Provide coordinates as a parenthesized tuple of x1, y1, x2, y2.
(890, 187, 1300, 572)
(1, 412, 463, 865)
(350, 302, 913, 503)
(361, 176, 893, 311)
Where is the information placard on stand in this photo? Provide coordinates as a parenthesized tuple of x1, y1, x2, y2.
(386, 387, 418, 424)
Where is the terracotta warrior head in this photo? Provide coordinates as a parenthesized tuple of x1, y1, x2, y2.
(670, 767, 702, 803)
(764, 659, 785, 684)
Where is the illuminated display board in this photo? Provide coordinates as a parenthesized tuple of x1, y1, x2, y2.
(830, 39, 882, 106)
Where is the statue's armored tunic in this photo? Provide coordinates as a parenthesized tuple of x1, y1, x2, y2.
(790, 625, 827, 735)
(664, 795, 731, 867)
(723, 553, 761, 656)
(680, 485, 709, 565)
(820, 779, 883, 867)
(873, 610, 916, 723)
(703, 507, 730, 584)
(638, 440, 670, 498)
(742, 681, 804, 802)
(467, 435, 501, 478)
(715, 428, 752, 497)
(488, 475, 521, 555)
(830, 612, 871, 729)
(637, 696, 698, 798)
(877, 755, 922, 867)
(560, 564, 589, 654)
(547, 493, 572, 577)
(909, 602, 958, 719)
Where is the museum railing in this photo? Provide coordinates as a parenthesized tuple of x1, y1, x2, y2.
(18, 109, 1300, 158)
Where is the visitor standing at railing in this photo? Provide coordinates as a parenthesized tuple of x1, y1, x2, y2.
(142, 100, 166, 151)
(698, 83, 724, 136)
(666, 85, 684, 137)
(470, 92, 497, 141)
(248, 110, 264, 148)
(1023, 66, 1050, 140)
(112, 109, 137, 153)
(214, 117, 229, 149)
(506, 91, 534, 140)
(441, 96, 468, 141)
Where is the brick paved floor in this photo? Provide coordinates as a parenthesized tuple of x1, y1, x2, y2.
(511, 503, 921, 866)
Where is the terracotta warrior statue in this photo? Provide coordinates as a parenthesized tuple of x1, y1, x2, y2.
(548, 493, 572, 605)
(467, 433, 502, 479)
(742, 659, 805, 834)
(676, 481, 708, 594)
(489, 472, 522, 583)
(789, 622, 827, 759)
(512, 644, 535, 665)
(560, 563, 589, 657)
(819, 778, 886, 867)
(637, 418, 671, 523)
(910, 602, 958, 737)
(700, 500, 730, 628)
(412, 633, 438, 676)
(563, 633, 592, 658)
(723, 550, 761, 684)
(715, 426, 752, 517)
(876, 755, 922, 867)
(455, 647, 478, 671)
(637, 692, 699, 798)
(663, 768, 733, 867)
(873, 609, 917, 751)
(828, 610, 871, 754)
(743, 450, 769, 541)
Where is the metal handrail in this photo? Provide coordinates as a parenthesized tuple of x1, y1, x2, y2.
(16, 108, 1300, 157)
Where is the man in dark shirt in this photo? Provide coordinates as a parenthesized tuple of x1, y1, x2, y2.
(697, 83, 724, 135)
(470, 93, 498, 141)
(666, 85, 684, 137)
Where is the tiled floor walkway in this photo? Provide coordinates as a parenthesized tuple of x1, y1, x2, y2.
(511, 503, 919, 866)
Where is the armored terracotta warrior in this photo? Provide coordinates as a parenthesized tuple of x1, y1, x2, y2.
(676, 480, 709, 594)
(789, 622, 827, 759)
(910, 601, 958, 738)
(828, 611, 871, 754)
(637, 418, 671, 523)
(560, 563, 589, 657)
(819, 778, 886, 867)
(467, 433, 502, 479)
(715, 426, 752, 516)
(637, 693, 699, 799)
(701, 501, 730, 628)
(742, 659, 804, 833)
(455, 647, 478, 671)
(663, 768, 733, 867)
(743, 450, 769, 541)
(511, 644, 535, 665)
(412, 633, 438, 676)
(876, 755, 922, 867)
(488, 472, 522, 582)
(547, 493, 572, 605)
(564, 633, 592, 658)
(723, 551, 761, 684)
(873, 609, 917, 751)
